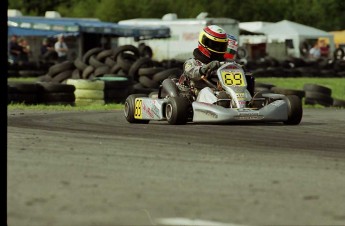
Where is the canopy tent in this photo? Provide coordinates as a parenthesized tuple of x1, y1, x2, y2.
(8, 16, 171, 40)
(256, 20, 335, 58)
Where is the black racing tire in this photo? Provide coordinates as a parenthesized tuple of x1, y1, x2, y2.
(110, 63, 122, 74)
(7, 82, 41, 93)
(124, 94, 150, 124)
(255, 82, 275, 90)
(8, 93, 38, 105)
(48, 61, 75, 77)
(37, 82, 75, 93)
(18, 70, 45, 77)
(96, 49, 114, 62)
(128, 57, 153, 81)
(113, 45, 140, 60)
(38, 92, 75, 103)
(37, 74, 53, 83)
(138, 76, 159, 88)
(332, 98, 345, 108)
(42, 50, 58, 62)
(304, 91, 334, 107)
(303, 83, 332, 96)
(101, 76, 132, 89)
(51, 70, 73, 83)
(73, 57, 88, 71)
(82, 47, 103, 64)
(94, 65, 110, 77)
(105, 57, 116, 67)
(116, 52, 137, 73)
(152, 68, 183, 82)
(138, 67, 165, 77)
(89, 55, 105, 68)
(71, 69, 82, 79)
(271, 87, 305, 100)
(82, 65, 95, 79)
(284, 95, 303, 125)
(165, 96, 190, 125)
(138, 44, 153, 58)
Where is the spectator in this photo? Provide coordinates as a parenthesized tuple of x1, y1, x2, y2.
(40, 38, 54, 56)
(309, 41, 321, 59)
(54, 34, 69, 62)
(9, 35, 21, 63)
(319, 39, 329, 58)
(18, 37, 31, 63)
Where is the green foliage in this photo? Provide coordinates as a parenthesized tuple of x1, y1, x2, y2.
(8, 0, 345, 30)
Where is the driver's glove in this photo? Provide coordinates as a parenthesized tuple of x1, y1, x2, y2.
(200, 60, 220, 75)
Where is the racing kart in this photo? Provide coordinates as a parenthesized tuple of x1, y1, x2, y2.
(124, 61, 303, 125)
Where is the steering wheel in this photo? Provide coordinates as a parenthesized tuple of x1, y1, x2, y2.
(201, 69, 219, 90)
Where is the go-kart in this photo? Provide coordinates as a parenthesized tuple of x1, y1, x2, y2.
(124, 61, 303, 125)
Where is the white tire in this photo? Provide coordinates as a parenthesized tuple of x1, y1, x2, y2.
(74, 89, 104, 99)
(66, 79, 105, 90)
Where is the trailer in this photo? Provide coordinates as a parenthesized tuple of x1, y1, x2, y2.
(118, 13, 240, 61)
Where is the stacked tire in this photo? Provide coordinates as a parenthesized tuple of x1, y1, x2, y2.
(99, 76, 134, 104)
(66, 79, 105, 106)
(271, 86, 306, 100)
(303, 83, 333, 107)
(303, 83, 345, 108)
(38, 60, 75, 83)
(37, 82, 75, 106)
(35, 44, 184, 104)
(8, 82, 40, 105)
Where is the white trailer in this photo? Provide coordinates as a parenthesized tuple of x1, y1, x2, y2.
(118, 13, 239, 61)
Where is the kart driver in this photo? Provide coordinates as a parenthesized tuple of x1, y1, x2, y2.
(179, 25, 254, 104)
(179, 25, 228, 104)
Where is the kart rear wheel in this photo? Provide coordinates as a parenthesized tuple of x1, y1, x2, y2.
(124, 94, 149, 124)
(165, 96, 189, 125)
(284, 95, 303, 125)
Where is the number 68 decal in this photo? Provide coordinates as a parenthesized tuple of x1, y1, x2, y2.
(134, 99, 143, 119)
(221, 71, 245, 86)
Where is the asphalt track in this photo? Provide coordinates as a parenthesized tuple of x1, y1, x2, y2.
(7, 108, 345, 226)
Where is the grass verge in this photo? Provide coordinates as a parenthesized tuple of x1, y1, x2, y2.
(7, 77, 345, 110)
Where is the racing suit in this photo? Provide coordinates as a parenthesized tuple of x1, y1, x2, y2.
(181, 58, 219, 104)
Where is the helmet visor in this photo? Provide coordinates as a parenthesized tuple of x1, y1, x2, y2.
(201, 35, 228, 53)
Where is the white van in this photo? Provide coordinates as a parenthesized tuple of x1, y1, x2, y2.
(118, 13, 240, 61)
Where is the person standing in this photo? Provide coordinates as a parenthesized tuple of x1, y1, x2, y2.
(309, 41, 321, 59)
(9, 35, 21, 63)
(41, 38, 54, 56)
(18, 38, 31, 63)
(54, 34, 69, 62)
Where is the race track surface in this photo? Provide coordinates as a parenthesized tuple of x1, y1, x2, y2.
(7, 108, 345, 226)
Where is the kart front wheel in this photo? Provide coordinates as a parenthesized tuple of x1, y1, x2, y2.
(124, 94, 149, 124)
(165, 96, 189, 125)
(284, 95, 303, 125)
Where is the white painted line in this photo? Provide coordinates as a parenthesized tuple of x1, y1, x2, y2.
(155, 217, 245, 226)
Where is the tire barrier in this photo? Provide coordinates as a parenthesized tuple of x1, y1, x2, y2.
(246, 55, 345, 78)
(7, 44, 345, 106)
(66, 79, 105, 106)
(8, 82, 76, 105)
(303, 83, 334, 107)
(252, 82, 345, 108)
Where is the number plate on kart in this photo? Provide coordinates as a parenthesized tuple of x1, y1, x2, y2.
(221, 70, 245, 87)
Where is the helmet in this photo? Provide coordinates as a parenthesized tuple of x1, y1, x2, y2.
(198, 25, 228, 61)
(224, 34, 238, 60)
